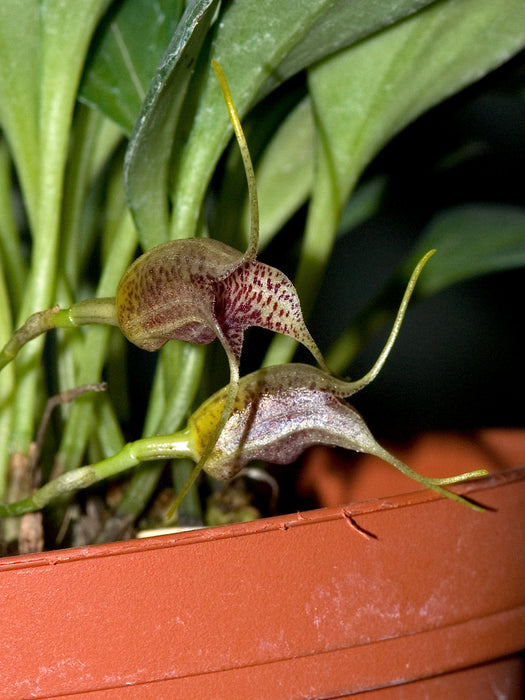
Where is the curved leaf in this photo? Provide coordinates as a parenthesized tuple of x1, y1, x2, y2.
(79, 0, 184, 134)
(328, 201, 525, 373)
(168, 0, 437, 241)
(406, 204, 525, 296)
(243, 93, 386, 250)
(123, 0, 219, 249)
(259, 0, 434, 98)
(307, 0, 525, 216)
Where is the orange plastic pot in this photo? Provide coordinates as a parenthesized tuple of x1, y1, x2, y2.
(1, 432, 524, 698)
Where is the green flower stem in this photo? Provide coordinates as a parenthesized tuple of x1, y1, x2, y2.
(143, 342, 187, 438)
(60, 105, 105, 284)
(93, 394, 126, 460)
(0, 298, 118, 373)
(166, 350, 239, 520)
(0, 428, 194, 518)
(170, 458, 204, 524)
(100, 349, 177, 529)
(152, 344, 207, 437)
(55, 325, 114, 472)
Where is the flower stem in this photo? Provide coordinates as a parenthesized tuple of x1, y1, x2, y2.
(0, 429, 193, 518)
(0, 298, 118, 372)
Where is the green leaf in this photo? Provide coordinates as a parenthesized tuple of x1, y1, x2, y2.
(406, 204, 525, 296)
(263, 0, 525, 367)
(0, 140, 27, 309)
(79, 0, 184, 134)
(168, 0, 437, 242)
(259, 0, 435, 98)
(336, 175, 388, 238)
(327, 202, 525, 374)
(9, 0, 114, 455)
(123, 0, 219, 249)
(310, 0, 525, 276)
(0, 225, 15, 498)
(243, 92, 386, 250)
(307, 0, 525, 216)
(0, 1, 40, 224)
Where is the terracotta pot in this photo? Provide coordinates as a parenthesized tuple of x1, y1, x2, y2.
(1, 434, 524, 698)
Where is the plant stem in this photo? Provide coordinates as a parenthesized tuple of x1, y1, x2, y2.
(0, 298, 119, 373)
(9, 0, 113, 456)
(0, 264, 14, 500)
(0, 429, 194, 518)
(0, 141, 27, 310)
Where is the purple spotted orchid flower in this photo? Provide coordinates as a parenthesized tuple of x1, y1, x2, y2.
(186, 362, 486, 511)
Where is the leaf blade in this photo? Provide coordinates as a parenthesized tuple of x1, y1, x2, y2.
(79, 0, 184, 134)
(407, 204, 525, 296)
(168, 0, 438, 241)
(123, 0, 219, 249)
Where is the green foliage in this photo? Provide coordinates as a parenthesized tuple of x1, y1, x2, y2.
(405, 204, 525, 295)
(80, 0, 184, 134)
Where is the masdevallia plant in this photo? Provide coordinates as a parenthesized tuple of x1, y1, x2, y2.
(0, 0, 524, 550)
(0, 61, 484, 518)
(0, 247, 489, 519)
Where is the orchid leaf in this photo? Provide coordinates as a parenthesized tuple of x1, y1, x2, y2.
(0, 1, 40, 223)
(4, 0, 114, 457)
(0, 140, 27, 309)
(404, 204, 525, 296)
(124, 0, 432, 249)
(0, 262, 14, 499)
(167, 0, 438, 241)
(258, 0, 435, 98)
(123, 0, 219, 249)
(241, 94, 387, 251)
(79, 0, 184, 135)
(336, 175, 388, 239)
(327, 202, 525, 374)
(307, 0, 525, 217)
